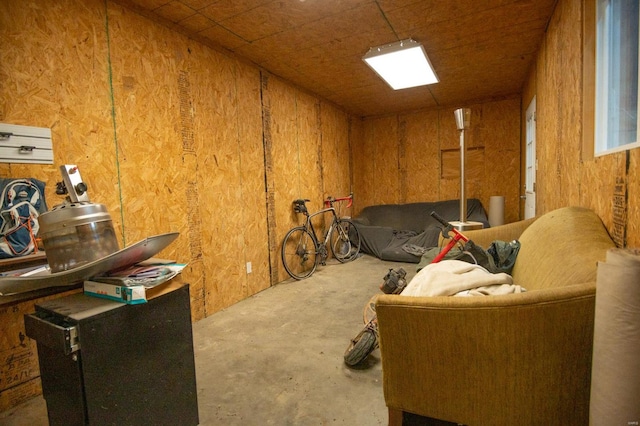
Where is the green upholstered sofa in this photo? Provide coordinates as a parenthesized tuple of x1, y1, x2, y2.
(376, 206, 616, 426)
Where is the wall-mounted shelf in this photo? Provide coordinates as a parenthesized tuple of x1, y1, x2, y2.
(0, 123, 53, 164)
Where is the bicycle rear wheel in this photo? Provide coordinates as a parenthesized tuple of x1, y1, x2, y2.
(330, 218, 361, 263)
(281, 226, 318, 279)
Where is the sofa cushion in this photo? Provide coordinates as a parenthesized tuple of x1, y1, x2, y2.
(512, 206, 616, 291)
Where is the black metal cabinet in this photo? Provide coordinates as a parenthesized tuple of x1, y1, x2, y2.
(24, 285, 199, 426)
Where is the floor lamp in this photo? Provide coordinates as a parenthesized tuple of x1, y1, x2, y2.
(450, 108, 484, 231)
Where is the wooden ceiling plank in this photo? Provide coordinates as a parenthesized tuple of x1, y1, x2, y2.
(199, 0, 273, 22)
(178, 12, 215, 32)
(198, 23, 248, 50)
(178, 0, 220, 11)
(126, 0, 172, 10)
(154, 0, 196, 23)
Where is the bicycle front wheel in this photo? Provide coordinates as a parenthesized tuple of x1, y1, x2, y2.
(344, 326, 378, 367)
(330, 218, 361, 263)
(281, 227, 318, 280)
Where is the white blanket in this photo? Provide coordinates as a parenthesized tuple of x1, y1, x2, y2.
(401, 260, 525, 297)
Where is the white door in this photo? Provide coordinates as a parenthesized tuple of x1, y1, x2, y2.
(524, 97, 536, 219)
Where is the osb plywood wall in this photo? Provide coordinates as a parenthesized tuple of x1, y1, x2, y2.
(352, 98, 522, 224)
(524, 0, 639, 248)
(0, 0, 352, 410)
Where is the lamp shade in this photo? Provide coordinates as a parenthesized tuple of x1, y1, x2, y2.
(363, 39, 438, 90)
(454, 108, 471, 130)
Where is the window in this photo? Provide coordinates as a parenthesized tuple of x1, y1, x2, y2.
(594, 0, 640, 155)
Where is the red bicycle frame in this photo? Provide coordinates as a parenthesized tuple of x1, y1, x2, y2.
(430, 211, 469, 263)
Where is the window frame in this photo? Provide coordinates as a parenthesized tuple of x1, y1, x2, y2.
(584, 0, 640, 158)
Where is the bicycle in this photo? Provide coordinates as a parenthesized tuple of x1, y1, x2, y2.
(281, 193, 362, 280)
(343, 211, 470, 367)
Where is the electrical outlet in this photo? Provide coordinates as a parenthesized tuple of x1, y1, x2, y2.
(246, 262, 252, 274)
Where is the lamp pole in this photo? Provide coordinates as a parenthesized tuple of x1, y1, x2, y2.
(454, 108, 470, 223)
(451, 108, 484, 231)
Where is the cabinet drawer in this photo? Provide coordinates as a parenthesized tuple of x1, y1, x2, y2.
(24, 312, 79, 355)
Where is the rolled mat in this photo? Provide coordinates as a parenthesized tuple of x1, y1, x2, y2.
(589, 248, 640, 425)
(488, 195, 505, 227)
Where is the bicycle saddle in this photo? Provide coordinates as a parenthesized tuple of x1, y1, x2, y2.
(292, 199, 308, 213)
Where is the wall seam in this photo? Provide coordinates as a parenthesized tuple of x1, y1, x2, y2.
(103, 0, 126, 246)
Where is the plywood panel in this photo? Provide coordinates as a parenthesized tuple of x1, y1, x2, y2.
(353, 117, 376, 213)
(354, 99, 521, 224)
(320, 104, 352, 202)
(106, 3, 196, 312)
(296, 91, 327, 246)
(441, 148, 485, 180)
(437, 109, 461, 201)
(268, 77, 299, 284)
(107, 3, 188, 242)
(557, 0, 583, 208)
(401, 109, 440, 202)
(235, 62, 271, 300)
(370, 116, 400, 205)
(580, 153, 627, 247)
(196, 51, 246, 313)
(186, 41, 259, 314)
(296, 91, 323, 207)
(538, 3, 563, 214)
(474, 98, 521, 224)
(438, 108, 460, 151)
(0, 300, 40, 410)
(349, 117, 367, 215)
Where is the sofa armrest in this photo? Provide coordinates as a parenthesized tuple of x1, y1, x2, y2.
(352, 216, 370, 226)
(376, 283, 595, 426)
(438, 217, 536, 249)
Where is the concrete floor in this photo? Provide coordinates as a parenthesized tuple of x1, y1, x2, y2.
(0, 254, 418, 426)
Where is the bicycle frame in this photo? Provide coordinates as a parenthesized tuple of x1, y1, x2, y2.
(303, 207, 340, 259)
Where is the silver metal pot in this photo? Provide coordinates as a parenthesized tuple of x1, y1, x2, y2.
(38, 202, 120, 273)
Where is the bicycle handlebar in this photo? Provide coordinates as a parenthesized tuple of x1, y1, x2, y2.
(324, 193, 353, 209)
(430, 211, 469, 242)
(430, 211, 449, 228)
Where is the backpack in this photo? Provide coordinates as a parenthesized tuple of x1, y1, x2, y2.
(0, 178, 48, 258)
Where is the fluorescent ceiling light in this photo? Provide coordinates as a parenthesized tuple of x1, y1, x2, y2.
(363, 39, 439, 90)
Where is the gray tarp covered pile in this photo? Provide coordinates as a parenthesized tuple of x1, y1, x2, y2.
(351, 198, 489, 263)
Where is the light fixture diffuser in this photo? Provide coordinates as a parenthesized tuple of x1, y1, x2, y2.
(363, 39, 439, 90)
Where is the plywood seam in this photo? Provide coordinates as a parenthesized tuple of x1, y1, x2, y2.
(317, 102, 325, 196)
(260, 72, 277, 286)
(104, 1, 127, 246)
(398, 116, 407, 203)
(232, 62, 249, 295)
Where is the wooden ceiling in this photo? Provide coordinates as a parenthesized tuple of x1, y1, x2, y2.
(113, 0, 558, 117)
